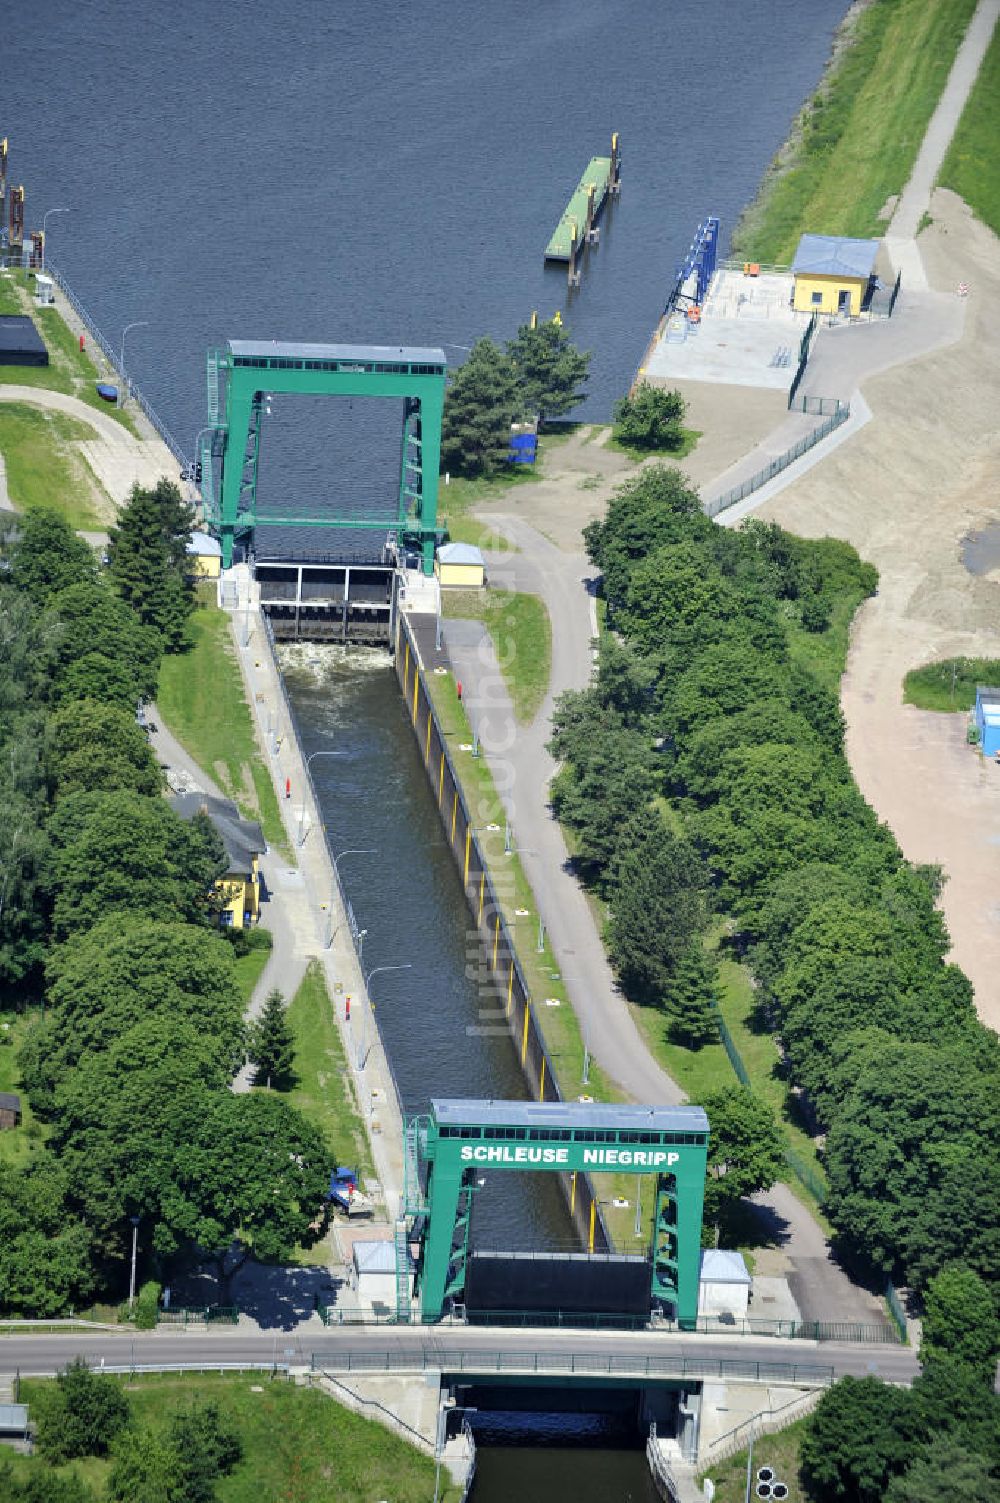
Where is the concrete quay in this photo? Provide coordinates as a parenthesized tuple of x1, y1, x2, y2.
(222, 569, 406, 1226)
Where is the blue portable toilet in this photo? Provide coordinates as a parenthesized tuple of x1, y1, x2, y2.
(974, 686, 1000, 757)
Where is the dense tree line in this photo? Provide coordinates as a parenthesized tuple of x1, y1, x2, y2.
(552, 463, 1000, 1293)
(0, 496, 332, 1315)
(798, 1265, 1000, 1500)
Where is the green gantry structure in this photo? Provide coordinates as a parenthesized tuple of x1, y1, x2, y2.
(403, 1099, 709, 1327)
(201, 340, 447, 572)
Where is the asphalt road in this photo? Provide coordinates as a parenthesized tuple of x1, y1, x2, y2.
(0, 1326, 919, 1386)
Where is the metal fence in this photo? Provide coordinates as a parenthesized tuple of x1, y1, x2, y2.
(42, 257, 189, 466)
(885, 1281, 908, 1343)
(156, 1305, 238, 1326)
(704, 402, 851, 518)
(788, 394, 847, 417)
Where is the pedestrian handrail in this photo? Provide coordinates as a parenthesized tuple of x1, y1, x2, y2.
(646, 1423, 683, 1503)
(156, 1305, 238, 1326)
(43, 257, 189, 465)
(704, 402, 850, 518)
(309, 1346, 836, 1386)
(315, 1369, 434, 1451)
(699, 1389, 823, 1469)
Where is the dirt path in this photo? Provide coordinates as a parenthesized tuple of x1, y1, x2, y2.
(760, 190, 1000, 1025)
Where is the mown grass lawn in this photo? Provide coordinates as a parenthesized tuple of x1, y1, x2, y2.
(0, 403, 109, 528)
(443, 586, 552, 723)
(157, 604, 290, 857)
(736, 0, 978, 261)
(940, 15, 1000, 235)
(276, 960, 374, 1181)
(14, 1372, 458, 1503)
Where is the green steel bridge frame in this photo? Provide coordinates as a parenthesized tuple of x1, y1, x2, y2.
(201, 340, 447, 571)
(403, 1100, 709, 1328)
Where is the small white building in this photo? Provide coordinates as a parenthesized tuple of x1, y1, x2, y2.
(352, 1238, 413, 1314)
(699, 1249, 752, 1318)
(33, 274, 55, 306)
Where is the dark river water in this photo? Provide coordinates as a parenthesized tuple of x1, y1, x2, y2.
(6, 1, 843, 1490)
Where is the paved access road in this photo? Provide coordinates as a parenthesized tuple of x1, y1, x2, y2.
(0, 1326, 919, 1386)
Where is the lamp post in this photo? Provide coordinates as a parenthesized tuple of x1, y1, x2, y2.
(298, 749, 346, 847)
(325, 848, 376, 948)
(127, 1216, 140, 1310)
(118, 320, 150, 408)
(357, 963, 412, 1071)
(40, 206, 69, 274)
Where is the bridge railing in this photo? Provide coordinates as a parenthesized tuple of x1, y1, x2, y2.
(309, 1346, 836, 1386)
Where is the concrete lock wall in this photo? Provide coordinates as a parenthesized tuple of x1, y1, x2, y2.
(394, 614, 610, 1256)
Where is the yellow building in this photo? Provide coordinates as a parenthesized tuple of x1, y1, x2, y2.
(791, 234, 880, 318)
(171, 793, 265, 929)
(436, 541, 486, 589)
(185, 531, 223, 579)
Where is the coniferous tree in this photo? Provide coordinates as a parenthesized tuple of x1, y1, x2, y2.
(247, 987, 295, 1089)
(107, 479, 195, 650)
(506, 320, 590, 421)
(440, 337, 519, 478)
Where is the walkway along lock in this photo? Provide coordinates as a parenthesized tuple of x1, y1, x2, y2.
(410, 1100, 709, 1327)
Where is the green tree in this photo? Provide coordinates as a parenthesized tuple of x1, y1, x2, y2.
(605, 819, 711, 1008)
(107, 1427, 178, 1503)
(46, 699, 162, 797)
(800, 1377, 915, 1503)
(33, 1359, 130, 1463)
(583, 464, 706, 613)
(612, 382, 686, 450)
(919, 1264, 1000, 1384)
(107, 479, 195, 651)
(48, 791, 227, 939)
(167, 1402, 242, 1503)
(885, 1437, 996, 1503)
(22, 916, 243, 1111)
(2, 507, 97, 603)
(48, 580, 161, 709)
(440, 337, 519, 478)
(248, 987, 296, 1089)
(698, 1086, 785, 1229)
(0, 1159, 94, 1317)
(179, 1091, 334, 1292)
(661, 943, 720, 1047)
(506, 320, 590, 421)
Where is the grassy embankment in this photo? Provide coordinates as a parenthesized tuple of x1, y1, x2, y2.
(0, 404, 108, 529)
(276, 961, 374, 1183)
(12, 1372, 456, 1503)
(734, 0, 979, 261)
(904, 656, 1000, 712)
(700, 1417, 809, 1503)
(157, 602, 290, 858)
(442, 587, 552, 723)
(0, 268, 137, 429)
(940, 15, 1000, 235)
